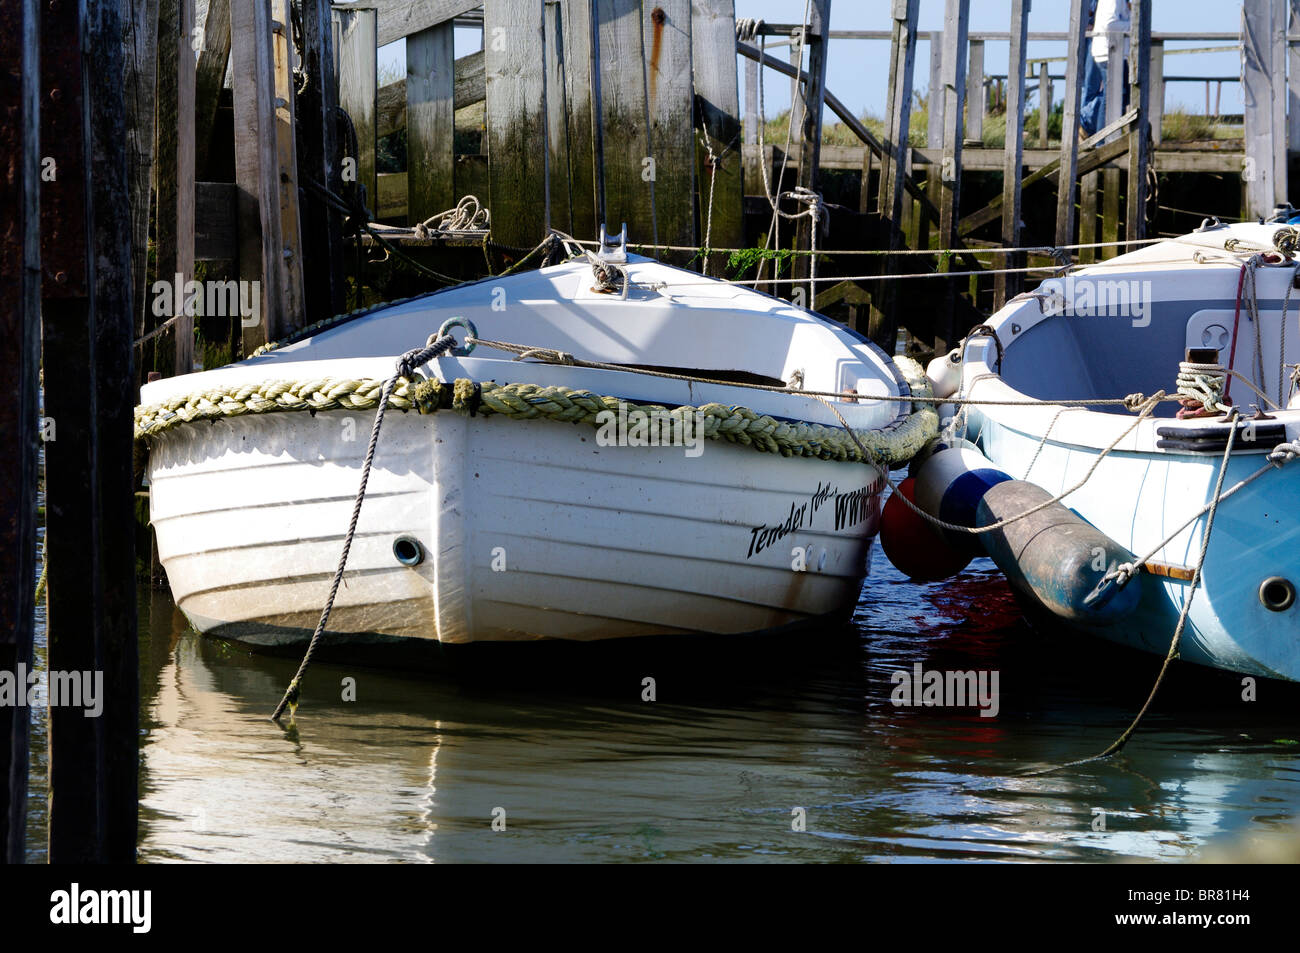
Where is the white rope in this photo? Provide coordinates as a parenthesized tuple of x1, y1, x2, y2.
(414, 195, 489, 237)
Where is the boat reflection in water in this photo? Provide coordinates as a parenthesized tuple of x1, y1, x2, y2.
(137, 549, 1300, 863)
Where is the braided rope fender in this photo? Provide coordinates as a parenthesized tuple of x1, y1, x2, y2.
(135, 357, 938, 467)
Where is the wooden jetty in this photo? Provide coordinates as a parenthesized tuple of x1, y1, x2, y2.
(2, 0, 1299, 862)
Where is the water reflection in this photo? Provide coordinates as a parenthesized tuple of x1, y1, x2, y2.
(127, 544, 1300, 863)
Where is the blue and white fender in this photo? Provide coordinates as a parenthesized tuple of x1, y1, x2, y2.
(911, 446, 1143, 624)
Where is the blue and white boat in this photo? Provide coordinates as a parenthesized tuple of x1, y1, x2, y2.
(936, 221, 1300, 682)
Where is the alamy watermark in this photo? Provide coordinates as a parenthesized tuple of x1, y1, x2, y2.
(0, 664, 104, 717)
(890, 663, 1000, 718)
(1037, 275, 1153, 327)
(595, 401, 707, 458)
(152, 273, 261, 327)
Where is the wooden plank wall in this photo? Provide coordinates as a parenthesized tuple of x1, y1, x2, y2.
(407, 21, 456, 222)
(484, 0, 547, 248)
(644, 0, 694, 249)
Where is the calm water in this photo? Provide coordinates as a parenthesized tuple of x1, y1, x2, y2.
(25, 542, 1300, 863)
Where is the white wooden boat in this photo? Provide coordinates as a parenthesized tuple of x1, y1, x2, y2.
(136, 243, 934, 651)
(936, 221, 1300, 681)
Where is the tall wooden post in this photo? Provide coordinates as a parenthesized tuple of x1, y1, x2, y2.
(995, 0, 1030, 309)
(594, 0, 653, 242)
(543, 1, 573, 233)
(936, 0, 969, 353)
(0, 0, 40, 866)
(485, 0, 547, 248)
(874, 0, 918, 351)
(1054, 0, 1089, 246)
(194, 0, 231, 166)
(298, 0, 347, 321)
(333, 5, 379, 217)
(563, 0, 598, 239)
(792, 0, 830, 290)
(644, 0, 695, 251)
(407, 20, 456, 224)
(1099, 27, 1124, 256)
(156, 0, 197, 373)
(1126, 0, 1152, 243)
(692, 0, 745, 261)
(123, 0, 160, 371)
(1149, 40, 1163, 146)
(1037, 61, 1051, 146)
(42, 0, 139, 863)
(966, 38, 984, 142)
(1242, 0, 1277, 220)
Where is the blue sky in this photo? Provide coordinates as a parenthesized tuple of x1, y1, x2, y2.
(379, 1, 1247, 118)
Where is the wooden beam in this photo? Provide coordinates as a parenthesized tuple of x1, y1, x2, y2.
(485, 0, 547, 248)
(927, 34, 943, 147)
(1290, 3, 1300, 155)
(1272, 0, 1288, 206)
(995, 0, 1030, 309)
(644, 0, 694, 250)
(1149, 40, 1164, 146)
(194, 0, 231, 167)
(271, 0, 306, 323)
(1242, 0, 1276, 219)
(544, 1, 572, 233)
(377, 50, 484, 138)
(1126, 0, 1153, 243)
(354, 0, 481, 48)
(335, 6, 379, 216)
(232, 0, 289, 351)
(595, 0, 654, 242)
(407, 21, 456, 223)
(874, 0, 918, 353)
(1100, 25, 1123, 256)
(1054, 0, 1088, 246)
(156, 0, 197, 373)
(1037, 61, 1051, 147)
(0, 0, 39, 865)
(936, 0, 969, 353)
(298, 0, 347, 320)
(692, 0, 744, 260)
(123, 0, 160, 353)
(43, 0, 139, 862)
(961, 133, 1131, 236)
(793, 0, 830, 288)
(563, 0, 598, 239)
(966, 37, 984, 142)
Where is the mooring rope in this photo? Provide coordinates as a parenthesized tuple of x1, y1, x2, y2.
(1039, 411, 1244, 772)
(270, 332, 458, 723)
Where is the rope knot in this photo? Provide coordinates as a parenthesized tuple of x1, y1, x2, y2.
(1268, 441, 1300, 466)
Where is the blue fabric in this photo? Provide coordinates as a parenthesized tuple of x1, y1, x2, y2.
(1079, 56, 1107, 136)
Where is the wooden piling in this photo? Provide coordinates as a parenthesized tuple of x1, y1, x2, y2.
(544, 1, 573, 233)
(1242, 0, 1276, 220)
(1037, 61, 1051, 146)
(194, 0, 232, 167)
(1148, 40, 1163, 146)
(966, 38, 984, 143)
(1126, 0, 1152, 244)
(233, 0, 291, 351)
(42, 0, 139, 863)
(407, 20, 456, 223)
(691, 0, 745, 258)
(156, 0, 197, 373)
(792, 0, 830, 289)
(875, 0, 918, 351)
(1054, 0, 1088, 247)
(936, 0, 969, 353)
(595, 0, 654, 242)
(644, 0, 695, 251)
(562, 0, 598, 239)
(123, 0, 160, 363)
(485, 0, 548, 248)
(297, 0, 348, 321)
(334, 5, 379, 216)
(1100, 29, 1123, 256)
(0, 0, 39, 866)
(995, 0, 1030, 309)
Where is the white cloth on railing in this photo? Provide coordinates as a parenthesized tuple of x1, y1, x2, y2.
(1090, 0, 1131, 63)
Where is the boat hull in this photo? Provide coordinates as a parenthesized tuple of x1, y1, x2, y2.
(977, 418, 1300, 681)
(148, 409, 885, 647)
